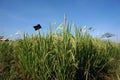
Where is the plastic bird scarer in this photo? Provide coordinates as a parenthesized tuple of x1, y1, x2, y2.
(101, 32, 115, 38)
(33, 24, 42, 31)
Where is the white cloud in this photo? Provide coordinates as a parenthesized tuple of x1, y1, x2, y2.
(15, 31, 22, 35)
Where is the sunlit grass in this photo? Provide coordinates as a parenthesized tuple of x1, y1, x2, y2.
(0, 23, 120, 80)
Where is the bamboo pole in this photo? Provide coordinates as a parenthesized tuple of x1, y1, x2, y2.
(64, 13, 67, 33)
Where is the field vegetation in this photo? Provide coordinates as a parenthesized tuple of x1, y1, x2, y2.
(0, 23, 120, 80)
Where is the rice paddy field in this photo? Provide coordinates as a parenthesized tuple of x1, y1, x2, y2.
(0, 24, 120, 80)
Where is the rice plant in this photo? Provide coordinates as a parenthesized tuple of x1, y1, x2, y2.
(0, 23, 120, 80)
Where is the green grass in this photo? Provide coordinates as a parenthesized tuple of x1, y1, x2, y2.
(0, 23, 120, 80)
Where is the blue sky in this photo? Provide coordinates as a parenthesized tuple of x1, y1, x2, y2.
(0, 0, 120, 42)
